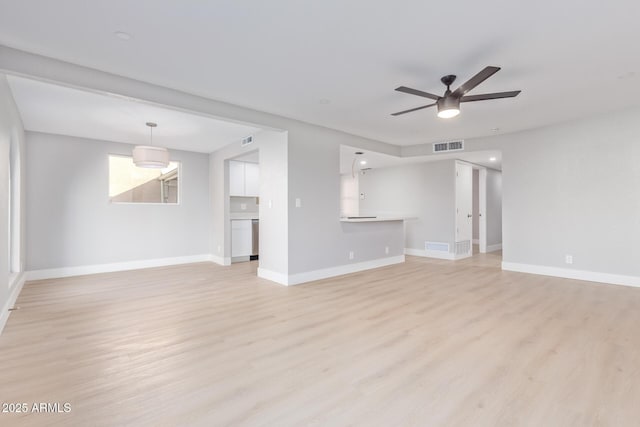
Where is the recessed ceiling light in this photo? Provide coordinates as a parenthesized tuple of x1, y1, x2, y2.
(360, 160, 367, 165)
(114, 31, 132, 40)
(489, 157, 497, 162)
(318, 99, 331, 104)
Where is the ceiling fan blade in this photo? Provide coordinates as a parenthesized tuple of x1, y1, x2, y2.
(461, 90, 521, 102)
(395, 86, 440, 101)
(391, 103, 436, 116)
(452, 66, 501, 98)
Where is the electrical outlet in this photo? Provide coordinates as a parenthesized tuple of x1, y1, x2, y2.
(349, 251, 354, 260)
(295, 198, 302, 208)
(385, 246, 390, 255)
(268, 199, 273, 208)
(240, 203, 247, 210)
(217, 245, 221, 253)
(565, 255, 573, 265)
(360, 192, 366, 200)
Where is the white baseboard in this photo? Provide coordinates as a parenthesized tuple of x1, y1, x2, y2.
(26, 254, 215, 281)
(257, 267, 289, 285)
(1, 272, 26, 335)
(211, 255, 231, 266)
(405, 248, 471, 261)
(502, 262, 640, 288)
(258, 255, 405, 286)
(486, 243, 502, 253)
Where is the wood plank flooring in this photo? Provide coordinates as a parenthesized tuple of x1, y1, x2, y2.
(1, 253, 640, 426)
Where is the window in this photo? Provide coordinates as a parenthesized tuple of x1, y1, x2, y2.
(109, 155, 180, 204)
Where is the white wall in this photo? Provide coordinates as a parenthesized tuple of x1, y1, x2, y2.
(3, 47, 404, 284)
(359, 160, 456, 253)
(209, 130, 289, 276)
(25, 132, 211, 271)
(0, 74, 27, 331)
(7, 47, 637, 286)
(286, 126, 405, 276)
(487, 109, 640, 279)
(340, 173, 359, 217)
(486, 169, 502, 247)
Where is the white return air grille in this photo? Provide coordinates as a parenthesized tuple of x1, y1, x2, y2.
(241, 135, 254, 147)
(455, 240, 471, 255)
(433, 140, 464, 153)
(425, 241, 450, 253)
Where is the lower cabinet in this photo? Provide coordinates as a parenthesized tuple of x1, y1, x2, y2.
(231, 220, 252, 257)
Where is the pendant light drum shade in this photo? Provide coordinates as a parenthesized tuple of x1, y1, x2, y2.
(132, 145, 170, 168)
(133, 122, 170, 168)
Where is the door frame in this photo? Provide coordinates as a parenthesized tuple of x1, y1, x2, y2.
(455, 161, 474, 258)
(478, 167, 488, 253)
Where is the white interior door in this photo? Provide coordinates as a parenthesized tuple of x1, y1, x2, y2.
(478, 168, 487, 253)
(455, 162, 473, 256)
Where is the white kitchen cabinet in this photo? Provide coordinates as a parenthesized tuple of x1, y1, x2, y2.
(229, 160, 260, 197)
(229, 161, 246, 197)
(244, 162, 260, 197)
(231, 219, 252, 257)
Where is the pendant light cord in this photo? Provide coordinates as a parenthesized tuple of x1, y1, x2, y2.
(146, 122, 157, 146)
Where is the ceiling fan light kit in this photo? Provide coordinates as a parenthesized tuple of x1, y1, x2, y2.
(133, 122, 170, 168)
(436, 96, 460, 118)
(392, 66, 521, 119)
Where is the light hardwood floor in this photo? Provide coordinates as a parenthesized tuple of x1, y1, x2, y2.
(1, 253, 640, 426)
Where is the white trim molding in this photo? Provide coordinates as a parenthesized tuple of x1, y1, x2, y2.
(211, 255, 231, 266)
(259, 255, 405, 286)
(26, 254, 215, 281)
(257, 268, 289, 285)
(486, 243, 502, 253)
(1, 272, 26, 335)
(502, 262, 640, 288)
(405, 248, 471, 261)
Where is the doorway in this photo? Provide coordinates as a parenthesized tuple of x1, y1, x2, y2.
(228, 150, 260, 264)
(456, 160, 503, 259)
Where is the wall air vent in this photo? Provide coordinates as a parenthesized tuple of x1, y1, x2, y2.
(433, 140, 464, 153)
(455, 240, 471, 255)
(426, 241, 450, 252)
(241, 136, 254, 147)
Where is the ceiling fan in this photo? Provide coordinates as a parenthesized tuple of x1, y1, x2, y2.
(392, 66, 521, 118)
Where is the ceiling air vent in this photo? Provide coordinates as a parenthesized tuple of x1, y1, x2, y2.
(433, 140, 464, 153)
(241, 136, 254, 147)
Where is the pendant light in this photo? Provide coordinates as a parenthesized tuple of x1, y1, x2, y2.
(133, 122, 170, 168)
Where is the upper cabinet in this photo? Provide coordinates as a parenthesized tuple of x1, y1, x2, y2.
(229, 160, 260, 197)
(244, 162, 260, 197)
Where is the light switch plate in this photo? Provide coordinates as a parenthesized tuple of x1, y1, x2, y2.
(295, 198, 302, 208)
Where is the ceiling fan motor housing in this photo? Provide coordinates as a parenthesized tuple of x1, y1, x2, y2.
(437, 96, 460, 112)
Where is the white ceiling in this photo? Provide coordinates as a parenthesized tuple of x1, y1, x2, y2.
(1, 1, 640, 146)
(340, 145, 502, 175)
(6, 75, 261, 153)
